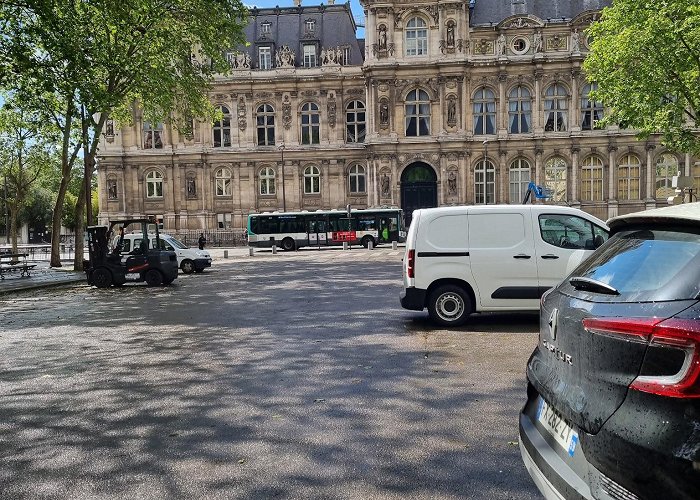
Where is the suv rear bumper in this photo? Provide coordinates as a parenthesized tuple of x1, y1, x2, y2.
(400, 287, 426, 310)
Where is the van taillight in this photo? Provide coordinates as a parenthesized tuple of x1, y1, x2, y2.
(407, 249, 415, 278)
(583, 317, 700, 399)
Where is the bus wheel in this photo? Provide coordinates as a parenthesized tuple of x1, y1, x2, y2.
(361, 236, 374, 248)
(281, 238, 296, 251)
(428, 285, 472, 327)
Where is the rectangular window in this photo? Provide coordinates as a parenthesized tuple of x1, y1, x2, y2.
(217, 213, 232, 229)
(261, 22, 271, 34)
(303, 45, 316, 68)
(258, 47, 271, 70)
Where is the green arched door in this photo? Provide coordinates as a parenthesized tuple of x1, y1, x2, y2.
(401, 162, 438, 227)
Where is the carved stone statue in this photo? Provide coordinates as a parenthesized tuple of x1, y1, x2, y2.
(378, 25, 387, 50)
(533, 32, 543, 53)
(447, 97, 456, 125)
(571, 29, 580, 53)
(277, 46, 295, 67)
(379, 101, 389, 126)
(243, 52, 251, 68)
(447, 171, 457, 195)
(446, 21, 455, 47)
(496, 34, 506, 55)
(107, 180, 117, 199)
(381, 174, 390, 197)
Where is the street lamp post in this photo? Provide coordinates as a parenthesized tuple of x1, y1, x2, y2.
(279, 142, 286, 212)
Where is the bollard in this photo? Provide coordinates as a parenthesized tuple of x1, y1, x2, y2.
(343, 241, 348, 251)
(392, 241, 398, 250)
(272, 245, 277, 254)
(249, 247, 254, 257)
(368, 240, 373, 251)
(224, 250, 229, 259)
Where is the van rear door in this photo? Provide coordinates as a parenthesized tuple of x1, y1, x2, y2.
(468, 209, 539, 309)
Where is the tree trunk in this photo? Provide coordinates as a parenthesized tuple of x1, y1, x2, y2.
(73, 180, 86, 271)
(50, 177, 70, 267)
(9, 203, 19, 254)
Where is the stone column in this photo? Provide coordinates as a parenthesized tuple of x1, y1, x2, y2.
(499, 151, 507, 203)
(391, 158, 398, 206)
(645, 144, 655, 202)
(608, 145, 617, 201)
(119, 166, 127, 215)
(460, 152, 468, 205)
(534, 69, 543, 133)
(535, 148, 543, 186)
(464, 78, 473, 137)
(498, 72, 507, 137)
(571, 147, 580, 203)
(570, 69, 580, 131)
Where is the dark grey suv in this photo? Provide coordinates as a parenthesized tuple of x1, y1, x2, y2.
(519, 203, 700, 500)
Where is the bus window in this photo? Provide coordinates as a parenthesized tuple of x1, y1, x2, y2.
(357, 217, 377, 231)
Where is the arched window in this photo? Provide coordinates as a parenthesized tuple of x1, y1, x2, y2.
(618, 154, 641, 200)
(304, 165, 321, 194)
(213, 106, 232, 147)
(544, 84, 568, 132)
(508, 86, 531, 134)
(656, 153, 679, 199)
(143, 122, 163, 149)
(146, 171, 163, 198)
(473, 87, 496, 135)
(509, 158, 531, 203)
(581, 83, 604, 130)
(405, 89, 430, 137)
(256, 104, 275, 146)
(545, 156, 567, 201)
(300, 102, 320, 145)
(474, 158, 496, 204)
(259, 167, 276, 195)
(405, 17, 428, 56)
(348, 165, 366, 193)
(215, 167, 232, 196)
(581, 156, 604, 201)
(346, 101, 366, 143)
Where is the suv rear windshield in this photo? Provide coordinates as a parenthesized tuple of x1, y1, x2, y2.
(565, 226, 700, 302)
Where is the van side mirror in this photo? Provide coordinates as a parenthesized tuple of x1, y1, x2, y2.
(593, 234, 605, 249)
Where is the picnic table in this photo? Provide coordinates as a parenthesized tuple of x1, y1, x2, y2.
(0, 252, 37, 279)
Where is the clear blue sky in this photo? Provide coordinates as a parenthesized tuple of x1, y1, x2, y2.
(247, 0, 366, 36)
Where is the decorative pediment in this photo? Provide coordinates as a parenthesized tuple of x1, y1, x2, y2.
(497, 15, 545, 30)
(571, 10, 602, 28)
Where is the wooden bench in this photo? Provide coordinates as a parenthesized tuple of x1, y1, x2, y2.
(0, 253, 37, 279)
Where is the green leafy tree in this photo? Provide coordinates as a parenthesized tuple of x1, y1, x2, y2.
(1, 0, 247, 268)
(0, 100, 56, 253)
(584, 0, 700, 154)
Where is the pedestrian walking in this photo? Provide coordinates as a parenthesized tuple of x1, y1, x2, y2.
(198, 233, 206, 250)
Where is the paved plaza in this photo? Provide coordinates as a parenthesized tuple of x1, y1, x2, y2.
(0, 247, 540, 499)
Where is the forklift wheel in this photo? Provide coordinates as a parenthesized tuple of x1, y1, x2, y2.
(92, 268, 113, 288)
(145, 269, 164, 286)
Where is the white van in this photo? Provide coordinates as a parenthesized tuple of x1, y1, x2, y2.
(400, 205, 609, 326)
(120, 233, 212, 274)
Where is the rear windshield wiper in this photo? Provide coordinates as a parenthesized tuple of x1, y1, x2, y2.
(568, 276, 620, 295)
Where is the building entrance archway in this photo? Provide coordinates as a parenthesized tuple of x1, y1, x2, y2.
(401, 162, 438, 227)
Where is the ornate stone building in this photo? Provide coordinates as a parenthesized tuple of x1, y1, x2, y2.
(97, 0, 700, 231)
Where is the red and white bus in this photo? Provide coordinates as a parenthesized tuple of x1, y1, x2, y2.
(247, 208, 405, 251)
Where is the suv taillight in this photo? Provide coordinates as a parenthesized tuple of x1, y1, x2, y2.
(407, 249, 415, 278)
(583, 317, 700, 399)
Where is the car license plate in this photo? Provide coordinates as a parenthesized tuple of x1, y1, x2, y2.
(537, 397, 579, 457)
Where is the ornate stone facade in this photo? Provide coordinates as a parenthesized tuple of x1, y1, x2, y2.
(97, 1, 698, 230)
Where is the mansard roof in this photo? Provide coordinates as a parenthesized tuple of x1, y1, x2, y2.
(470, 0, 611, 26)
(240, 3, 364, 66)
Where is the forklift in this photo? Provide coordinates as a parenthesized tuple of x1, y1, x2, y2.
(85, 218, 179, 288)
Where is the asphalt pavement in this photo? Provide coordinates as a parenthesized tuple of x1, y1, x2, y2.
(0, 245, 541, 499)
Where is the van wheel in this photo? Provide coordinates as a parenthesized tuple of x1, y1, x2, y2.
(92, 268, 113, 288)
(181, 259, 195, 274)
(428, 285, 471, 327)
(361, 236, 375, 248)
(144, 269, 163, 286)
(282, 238, 296, 251)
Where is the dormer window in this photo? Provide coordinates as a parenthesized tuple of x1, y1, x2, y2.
(306, 20, 315, 32)
(261, 22, 271, 34)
